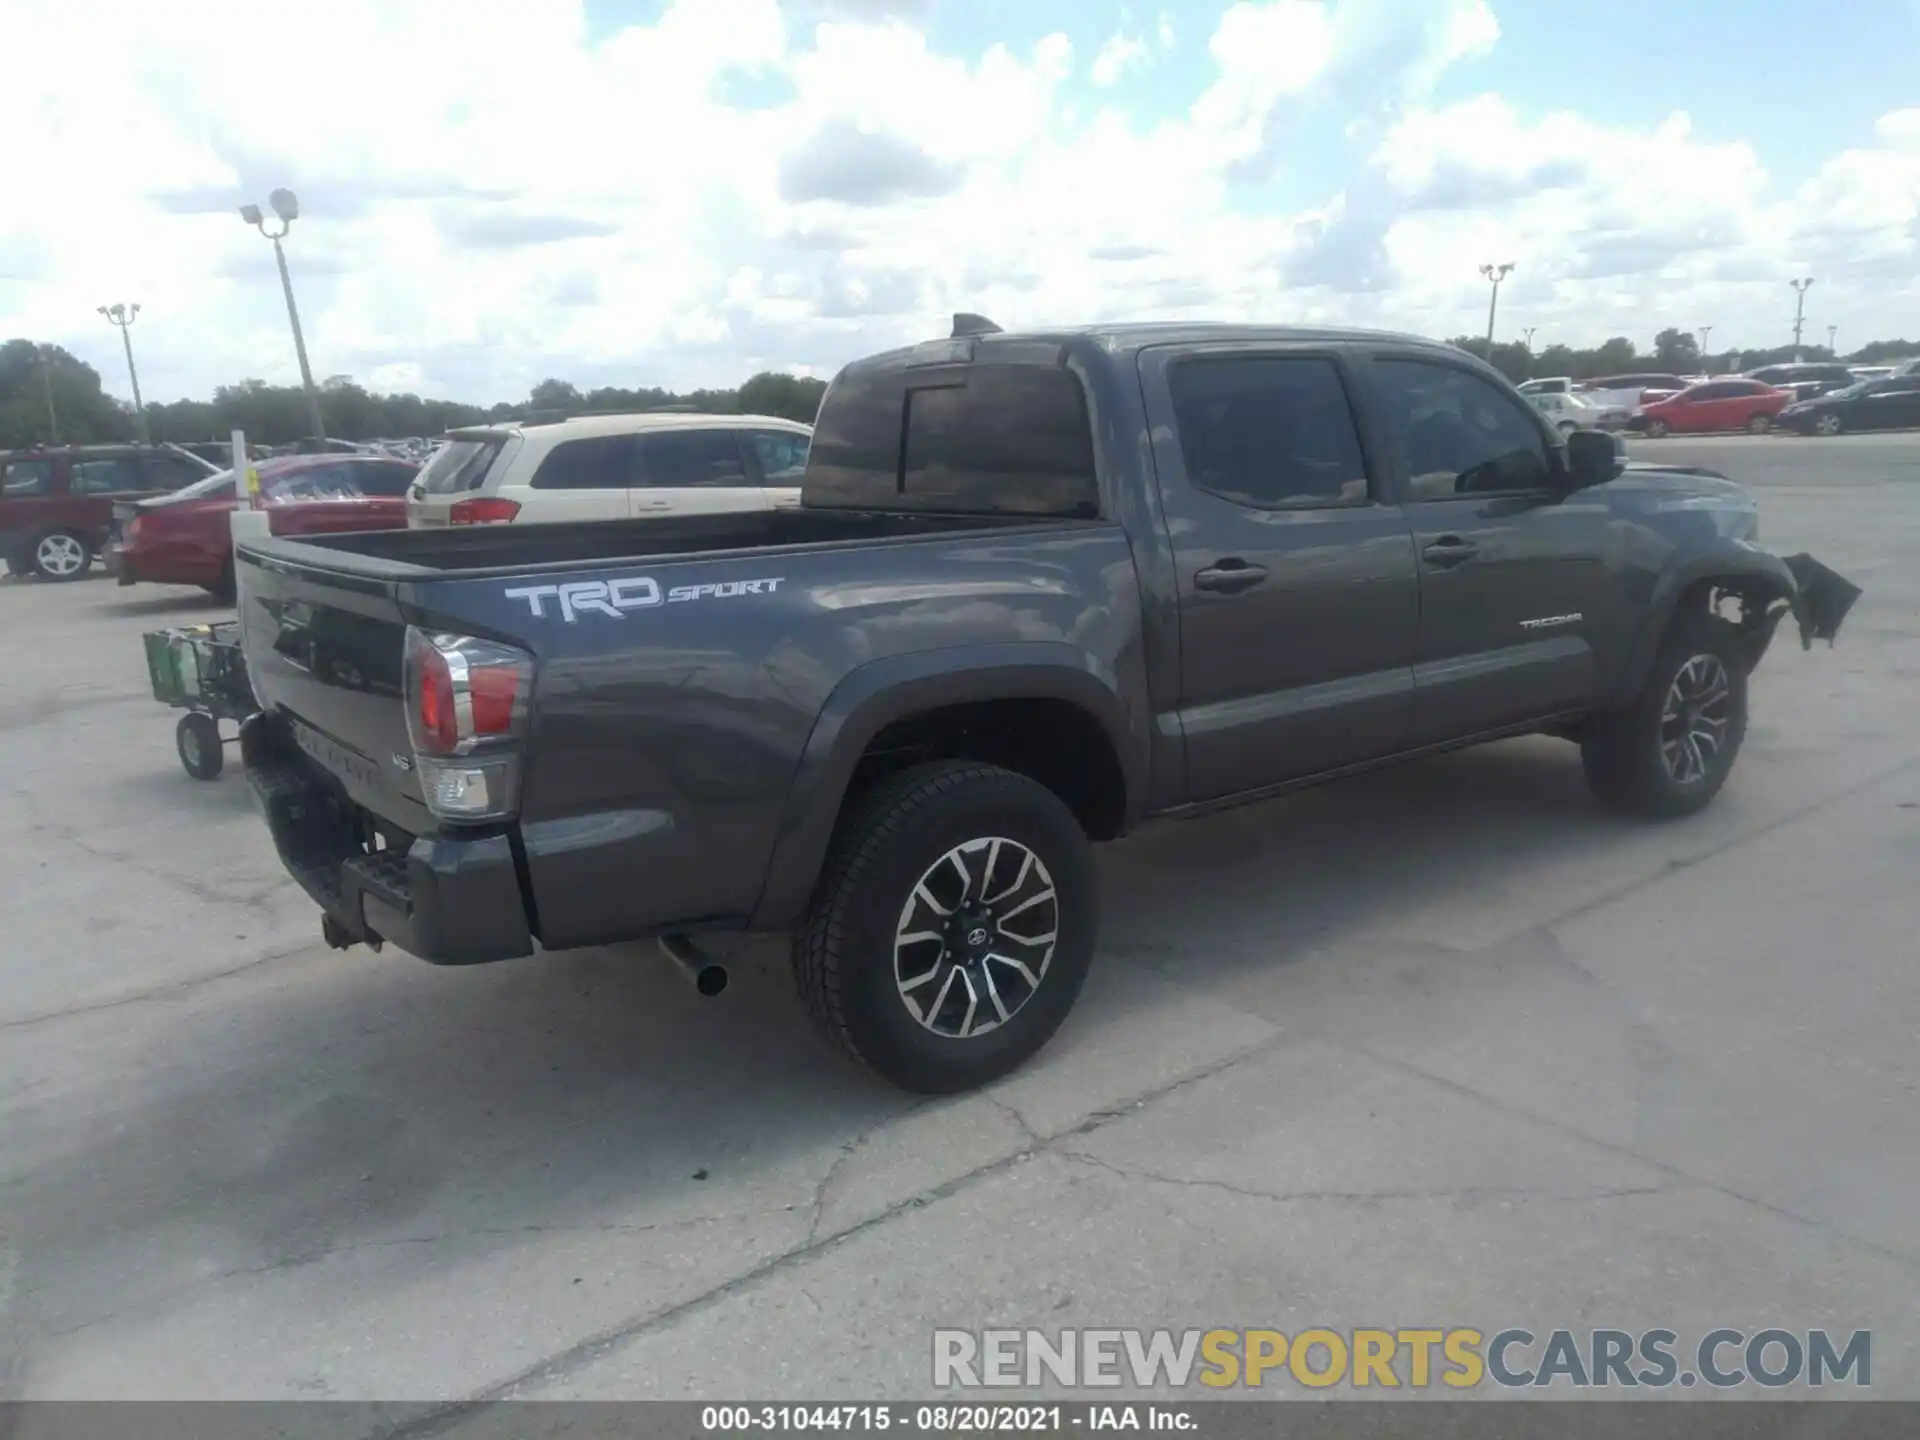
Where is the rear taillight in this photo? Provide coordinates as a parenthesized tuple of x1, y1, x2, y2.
(448, 497, 521, 525)
(126, 515, 147, 542)
(403, 627, 534, 821)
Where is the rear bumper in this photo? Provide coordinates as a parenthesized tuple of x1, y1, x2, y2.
(240, 711, 534, 964)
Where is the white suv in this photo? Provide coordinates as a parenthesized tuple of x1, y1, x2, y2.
(407, 412, 812, 528)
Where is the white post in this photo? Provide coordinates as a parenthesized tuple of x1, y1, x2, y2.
(228, 429, 271, 557)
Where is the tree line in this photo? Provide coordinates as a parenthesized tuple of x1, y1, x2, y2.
(1, 339, 828, 449)
(1453, 327, 1917, 385)
(7, 328, 1916, 452)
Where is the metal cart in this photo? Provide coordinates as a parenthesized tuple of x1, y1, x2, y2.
(142, 621, 259, 780)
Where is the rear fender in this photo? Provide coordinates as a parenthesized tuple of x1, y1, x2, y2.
(749, 643, 1143, 930)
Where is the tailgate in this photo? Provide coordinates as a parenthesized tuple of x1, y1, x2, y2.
(236, 545, 429, 833)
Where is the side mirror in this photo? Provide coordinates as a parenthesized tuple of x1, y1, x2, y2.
(1564, 428, 1625, 491)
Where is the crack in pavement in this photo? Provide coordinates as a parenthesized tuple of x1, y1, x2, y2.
(1, 942, 320, 1031)
(1330, 1033, 1920, 1276)
(375, 1038, 1281, 1437)
(1503, 752, 1920, 946)
(5, 785, 283, 915)
(34, 1208, 803, 1345)
(1056, 1149, 1673, 1210)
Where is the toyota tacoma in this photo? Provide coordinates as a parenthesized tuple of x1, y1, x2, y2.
(234, 319, 1859, 1092)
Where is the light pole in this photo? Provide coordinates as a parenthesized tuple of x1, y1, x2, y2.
(240, 188, 326, 442)
(1480, 262, 1515, 353)
(1698, 326, 1712, 375)
(1520, 326, 1537, 378)
(35, 344, 59, 442)
(1827, 325, 1838, 358)
(97, 303, 149, 445)
(1789, 277, 1814, 361)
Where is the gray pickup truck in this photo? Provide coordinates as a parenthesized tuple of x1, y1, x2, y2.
(235, 318, 1858, 1092)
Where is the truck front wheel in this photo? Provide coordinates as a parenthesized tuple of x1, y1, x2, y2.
(795, 761, 1097, 1093)
(1581, 612, 1749, 817)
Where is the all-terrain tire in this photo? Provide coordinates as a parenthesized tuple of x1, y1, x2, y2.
(1581, 611, 1749, 818)
(794, 761, 1097, 1093)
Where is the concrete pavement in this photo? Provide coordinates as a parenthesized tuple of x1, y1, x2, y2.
(3, 434, 1918, 1413)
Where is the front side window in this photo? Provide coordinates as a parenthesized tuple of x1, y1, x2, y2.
(1374, 358, 1552, 500)
(69, 457, 144, 493)
(1168, 356, 1370, 509)
(638, 430, 749, 487)
(749, 430, 809, 483)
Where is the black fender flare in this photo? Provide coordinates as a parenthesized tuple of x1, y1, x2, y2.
(1609, 546, 1802, 707)
(749, 643, 1144, 929)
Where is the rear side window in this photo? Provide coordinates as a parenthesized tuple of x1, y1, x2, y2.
(529, 436, 636, 491)
(638, 430, 748, 487)
(1168, 356, 1370, 509)
(900, 366, 1096, 514)
(3, 459, 56, 496)
(419, 438, 503, 494)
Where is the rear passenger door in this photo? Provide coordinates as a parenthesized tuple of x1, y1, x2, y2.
(632, 429, 769, 517)
(1140, 344, 1422, 801)
(524, 435, 637, 523)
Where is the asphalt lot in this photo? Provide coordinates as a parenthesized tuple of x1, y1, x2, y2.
(4, 432, 1920, 1415)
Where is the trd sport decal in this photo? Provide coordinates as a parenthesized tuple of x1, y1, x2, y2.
(504, 576, 785, 622)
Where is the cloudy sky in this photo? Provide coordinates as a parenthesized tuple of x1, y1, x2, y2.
(4, 0, 1918, 407)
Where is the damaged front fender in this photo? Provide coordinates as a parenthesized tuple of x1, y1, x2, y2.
(1780, 552, 1863, 649)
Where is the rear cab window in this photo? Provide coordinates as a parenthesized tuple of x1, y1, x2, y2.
(806, 353, 1098, 516)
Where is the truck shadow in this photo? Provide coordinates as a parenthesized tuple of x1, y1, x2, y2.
(8, 735, 1644, 1377)
(94, 591, 231, 619)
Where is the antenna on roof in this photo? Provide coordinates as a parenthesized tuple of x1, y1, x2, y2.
(951, 312, 1003, 338)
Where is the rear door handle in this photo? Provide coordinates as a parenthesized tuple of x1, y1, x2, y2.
(1421, 536, 1480, 568)
(1194, 560, 1268, 594)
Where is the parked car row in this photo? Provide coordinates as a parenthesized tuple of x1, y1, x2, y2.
(107, 454, 421, 596)
(1518, 358, 1920, 438)
(1, 443, 221, 580)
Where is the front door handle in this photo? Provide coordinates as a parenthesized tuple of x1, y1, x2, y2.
(1194, 559, 1268, 594)
(1421, 536, 1480, 569)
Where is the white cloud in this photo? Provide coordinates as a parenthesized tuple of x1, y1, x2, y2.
(1091, 33, 1151, 87)
(1, 0, 1914, 407)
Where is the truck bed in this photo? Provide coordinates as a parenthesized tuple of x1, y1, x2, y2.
(257, 507, 1070, 578)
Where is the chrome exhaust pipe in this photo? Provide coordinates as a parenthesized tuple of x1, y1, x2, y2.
(659, 934, 729, 997)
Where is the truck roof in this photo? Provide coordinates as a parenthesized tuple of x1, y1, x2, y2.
(840, 321, 1459, 378)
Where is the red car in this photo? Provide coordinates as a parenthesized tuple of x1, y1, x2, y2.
(2, 444, 219, 580)
(109, 454, 419, 596)
(1633, 379, 1793, 437)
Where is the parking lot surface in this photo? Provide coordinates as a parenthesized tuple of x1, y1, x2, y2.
(4, 433, 1919, 1410)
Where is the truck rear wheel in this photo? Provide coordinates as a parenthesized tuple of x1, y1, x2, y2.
(794, 761, 1097, 1094)
(1581, 611, 1748, 818)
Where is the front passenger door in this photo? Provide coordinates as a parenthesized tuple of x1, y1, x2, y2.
(632, 430, 769, 517)
(1367, 354, 1617, 744)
